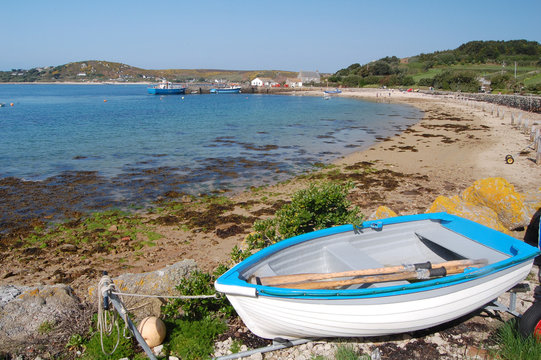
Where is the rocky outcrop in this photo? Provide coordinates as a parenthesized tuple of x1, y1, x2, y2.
(0, 259, 198, 357)
(0, 284, 83, 354)
(88, 259, 198, 319)
(426, 177, 540, 232)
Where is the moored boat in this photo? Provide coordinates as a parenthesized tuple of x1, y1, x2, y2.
(147, 80, 186, 95)
(210, 86, 241, 94)
(215, 212, 540, 340)
(324, 88, 342, 94)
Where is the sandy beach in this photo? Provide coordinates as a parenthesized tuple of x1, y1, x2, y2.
(334, 88, 541, 194)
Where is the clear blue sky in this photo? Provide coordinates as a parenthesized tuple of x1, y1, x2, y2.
(2, 0, 540, 73)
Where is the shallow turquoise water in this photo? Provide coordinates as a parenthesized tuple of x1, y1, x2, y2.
(0, 84, 422, 193)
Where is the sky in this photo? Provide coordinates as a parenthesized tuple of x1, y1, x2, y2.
(2, 0, 540, 73)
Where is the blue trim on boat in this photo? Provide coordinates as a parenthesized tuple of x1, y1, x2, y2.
(216, 213, 541, 300)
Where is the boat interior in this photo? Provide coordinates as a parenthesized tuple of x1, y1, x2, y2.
(243, 219, 510, 289)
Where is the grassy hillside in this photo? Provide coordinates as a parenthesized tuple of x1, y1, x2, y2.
(0, 60, 298, 83)
(328, 40, 541, 94)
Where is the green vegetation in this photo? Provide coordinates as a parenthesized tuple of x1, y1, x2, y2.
(164, 317, 227, 360)
(490, 319, 541, 360)
(20, 209, 159, 255)
(37, 320, 55, 335)
(334, 344, 365, 360)
(161, 268, 235, 321)
(328, 40, 541, 94)
(245, 182, 363, 250)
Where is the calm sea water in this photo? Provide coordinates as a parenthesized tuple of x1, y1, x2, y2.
(0, 84, 422, 198)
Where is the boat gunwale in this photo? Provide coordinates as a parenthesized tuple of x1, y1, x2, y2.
(215, 213, 541, 299)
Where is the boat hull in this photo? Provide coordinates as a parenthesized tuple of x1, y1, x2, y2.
(215, 213, 540, 339)
(210, 87, 241, 94)
(221, 262, 531, 339)
(147, 87, 186, 95)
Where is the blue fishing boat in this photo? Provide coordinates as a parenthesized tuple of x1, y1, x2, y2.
(210, 86, 241, 94)
(324, 88, 342, 94)
(215, 212, 540, 340)
(147, 80, 186, 95)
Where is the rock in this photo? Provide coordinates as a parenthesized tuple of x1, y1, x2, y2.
(0, 284, 82, 353)
(88, 259, 198, 320)
(461, 177, 531, 229)
(369, 206, 398, 220)
(59, 243, 77, 252)
(427, 195, 511, 234)
(425, 176, 541, 233)
(153, 344, 164, 356)
(108, 224, 118, 232)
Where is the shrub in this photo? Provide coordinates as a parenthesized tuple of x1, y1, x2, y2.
(165, 317, 227, 360)
(246, 182, 362, 249)
(433, 70, 479, 92)
(342, 75, 362, 87)
(418, 77, 435, 87)
(161, 268, 235, 321)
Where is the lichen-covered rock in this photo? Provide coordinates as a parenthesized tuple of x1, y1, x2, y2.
(369, 206, 398, 220)
(426, 195, 511, 235)
(0, 284, 82, 353)
(88, 259, 198, 320)
(461, 177, 530, 229)
(426, 195, 462, 214)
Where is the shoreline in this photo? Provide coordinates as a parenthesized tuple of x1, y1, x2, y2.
(2, 88, 541, 293)
(2, 87, 541, 358)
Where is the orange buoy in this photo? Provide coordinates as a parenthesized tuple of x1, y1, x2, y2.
(103, 99, 107, 102)
(10, 103, 14, 106)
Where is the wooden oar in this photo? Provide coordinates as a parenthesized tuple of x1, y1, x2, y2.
(255, 259, 487, 286)
(275, 263, 484, 290)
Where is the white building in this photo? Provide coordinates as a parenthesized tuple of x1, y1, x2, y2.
(286, 78, 303, 88)
(251, 77, 264, 86)
(251, 77, 276, 87)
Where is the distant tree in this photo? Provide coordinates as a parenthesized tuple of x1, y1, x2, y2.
(433, 70, 479, 92)
(342, 75, 362, 87)
(371, 61, 393, 76)
(418, 77, 435, 87)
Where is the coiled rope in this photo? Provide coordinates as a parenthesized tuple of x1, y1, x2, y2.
(97, 275, 128, 355)
(97, 274, 219, 356)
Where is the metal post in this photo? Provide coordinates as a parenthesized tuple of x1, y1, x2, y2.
(214, 338, 312, 360)
(536, 137, 541, 165)
(108, 291, 158, 360)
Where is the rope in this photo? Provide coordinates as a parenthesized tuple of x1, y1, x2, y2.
(97, 274, 219, 356)
(97, 275, 122, 355)
(110, 291, 218, 299)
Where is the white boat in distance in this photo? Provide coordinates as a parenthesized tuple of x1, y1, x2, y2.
(215, 213, 540, 340)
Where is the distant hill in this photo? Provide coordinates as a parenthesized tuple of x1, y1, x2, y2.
(0, 60, 298, 83)
(329, 40, 541, 94)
